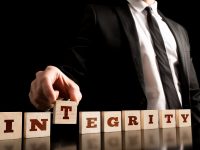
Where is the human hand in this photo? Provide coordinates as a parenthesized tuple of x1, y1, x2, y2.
(29, 66, 82, 111)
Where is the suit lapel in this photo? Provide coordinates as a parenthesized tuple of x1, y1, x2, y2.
(160, 13, 190, 107)
(114, 4, 145, 92)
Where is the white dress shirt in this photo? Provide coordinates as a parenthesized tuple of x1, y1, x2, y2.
(127, 0, 182, 109)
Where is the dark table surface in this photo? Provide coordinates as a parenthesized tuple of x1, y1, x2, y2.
(0, 124, 199, 150)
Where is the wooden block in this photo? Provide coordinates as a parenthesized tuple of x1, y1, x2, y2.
(24, 137, 50, 150)
(160, 128, 177, 147)
(24, 112, 51, 138)
(79, 111, 101, 134)
(142, 129, 160, 149)
(102, 111, 121, 132)
(123, 130, 141, 150)
(122, 110, 141, 131)
(0, 139, 21, 150)
(53, 100, 77, 124)
(0, 112, 22, 140)
(176, 109, 191, 127)
(103, 132, 122, 150)
(159, 110, 176, 128)
(141, 110, 158, 129)
(79, 133, 101, 150)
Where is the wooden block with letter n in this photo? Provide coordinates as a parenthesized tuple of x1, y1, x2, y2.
(176, 109, 191, 127)
(53, 100, 77, 124)
(122, 110, 141, 131)
(0, 112, 22, 140)
(102, 111, 121, 132)
(79, 111, 101, 134)
(159, 110, 176, 128)
(141, 110, 158, 129)
(24, 112, 51, 138)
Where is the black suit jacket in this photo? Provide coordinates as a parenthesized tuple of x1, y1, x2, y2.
(60, 3, 200, 123)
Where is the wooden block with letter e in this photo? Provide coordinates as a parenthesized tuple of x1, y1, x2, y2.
(102, 111, 121, 132)
(79, 111, 101, 134)
(122, 110, 141, 131)
(24, 112, 51, 138)
(159, 110, 176, 128)
(176, 109, 191, 127)
(141, 110, 158, 129)
(0, 112, 22, 140)
(53, 100, 77, 124)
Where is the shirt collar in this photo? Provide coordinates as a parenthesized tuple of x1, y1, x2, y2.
(127, 0, 158, 13)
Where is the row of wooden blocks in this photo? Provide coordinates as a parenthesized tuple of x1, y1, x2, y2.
(0, 101, 191, 140)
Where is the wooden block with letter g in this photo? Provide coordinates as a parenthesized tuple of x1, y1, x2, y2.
(0, 112, 22, 140)
(101, 111, 121, 132)
(53, 100, 77, 124)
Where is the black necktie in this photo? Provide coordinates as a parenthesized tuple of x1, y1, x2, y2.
(145, 7, 181, 109)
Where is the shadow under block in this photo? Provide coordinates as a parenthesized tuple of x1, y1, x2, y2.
(122, 110, 141, 131)
(141, 110, 158, 129)
(53, 100, 77, 124)
(24, 112, 51, 138)
(0, 112, 22, 140)
(102, 111, 122, 132)
(159, 110, 176, 128)
(79, 111, 101, 134)
(175, 109, 191, 127)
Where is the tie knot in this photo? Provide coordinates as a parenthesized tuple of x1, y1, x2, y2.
(145, 6, 152, 14)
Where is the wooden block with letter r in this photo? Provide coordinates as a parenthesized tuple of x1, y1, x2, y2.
(176, 109, 191, 127)
(53, 100, 77, 124)
(0, 112, 22, 140)
(24, 112, 51, 138)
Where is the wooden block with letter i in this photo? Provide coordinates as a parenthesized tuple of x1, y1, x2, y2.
(0, 112, 22, 140)
(176, 109, 191, 127)
(159, 110, 176, 128)
(102, 111, 121, 132)
(53, 100, 77, 124)
(141, 110, 158, 129)
(79, 111, 101, 134)
(24, 112, 51, 138)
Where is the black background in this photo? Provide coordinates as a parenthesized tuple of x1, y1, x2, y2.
(1, 0, 199, 111)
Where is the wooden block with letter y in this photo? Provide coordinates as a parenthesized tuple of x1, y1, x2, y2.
(0, 112, 22, 140)
(176, 109, 191, 127)
(24, 112, 51, 138)
(53, 100, 77, 124)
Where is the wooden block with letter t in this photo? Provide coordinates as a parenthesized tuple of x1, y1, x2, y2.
(53, 100, 77, 124)
(0, 112, 22, 140)
(24, 112, 51, 138)
(141, 110, 158, 129)
(176, 109, 191, 127)
(79, 111, 101, 134)
(159, 110, 176, 128)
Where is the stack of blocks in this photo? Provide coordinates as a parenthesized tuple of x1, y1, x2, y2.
(0, 100, 191, 140)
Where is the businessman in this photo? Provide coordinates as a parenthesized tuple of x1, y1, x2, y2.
(29, 0, 200, 123)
